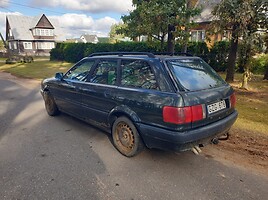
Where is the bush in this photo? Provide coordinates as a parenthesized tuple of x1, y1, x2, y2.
(188, 42, 209, 62)
(208, 41, 230, 72)
(50, 43, 65, 61)
(63, 43, 88, 63)
(250, 54, 268, 74)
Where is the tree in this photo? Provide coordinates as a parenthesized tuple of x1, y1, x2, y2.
(109, 23, 127, 43)
(211, 0, 268, 83)
(121, 0, 200, 53)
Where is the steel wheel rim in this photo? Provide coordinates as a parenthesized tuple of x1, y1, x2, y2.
(115, 122, 135, 153)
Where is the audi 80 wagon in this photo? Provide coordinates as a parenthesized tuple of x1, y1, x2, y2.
(41, 52, 238, 157)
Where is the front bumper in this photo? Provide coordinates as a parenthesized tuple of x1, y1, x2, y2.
(136, 110, 238, 152)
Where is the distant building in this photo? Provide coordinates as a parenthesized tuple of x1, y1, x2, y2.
(80, 34, 99, 44)
(6, 14, 65, 56)
(190, 0, 231, 45)
(66, 34, 99, 44)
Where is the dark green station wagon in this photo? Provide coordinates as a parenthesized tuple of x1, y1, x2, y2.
(41, 52, 238, 157)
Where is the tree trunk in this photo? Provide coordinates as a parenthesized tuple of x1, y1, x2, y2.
(160, 35, 165, 52)
(167, 25, 175, 54)
(225, 28, 239, 83)
(264, 66, 268, 80)
(241, 67, 250, 90)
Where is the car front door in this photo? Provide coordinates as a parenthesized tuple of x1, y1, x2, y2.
(50, 58, 96, 118)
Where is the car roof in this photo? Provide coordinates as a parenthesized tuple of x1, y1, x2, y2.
(86, 52, 200, 61)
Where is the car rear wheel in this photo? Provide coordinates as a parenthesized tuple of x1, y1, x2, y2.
(43, 91, 59, 116)
(112, 117, 144, 157)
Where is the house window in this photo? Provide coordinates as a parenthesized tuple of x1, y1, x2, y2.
(13, 42, 17, 50)
(33, 28, 54, 36)
(37, 42, 55, 49)
(9, 29, 13, 37)
(191, 30, 206, 42)
(9, 42, 17, 50)
(23, 42, 32, 49)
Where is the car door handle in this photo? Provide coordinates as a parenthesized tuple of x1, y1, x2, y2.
(117, 96, 125, 101)
(66, 85, 76, 89)
(104, 90, 112, 98)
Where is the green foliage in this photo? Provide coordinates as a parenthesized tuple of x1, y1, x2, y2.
(211, 0, 268, 81)
(250, 54, 268, 74)
(63, 43, 88, 63)
(208, 41, 230, 72)
(50, 43, 65, 61)
(50, 41, 242, 73)
(109, 23, 126, 41)
(188, 42, 210, 62)
(121, 0, 200, 51)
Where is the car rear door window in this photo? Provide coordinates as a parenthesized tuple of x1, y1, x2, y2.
(64, 59, 95, 81)
(90, 60, 118, 85)
(121, 60, 159, 90)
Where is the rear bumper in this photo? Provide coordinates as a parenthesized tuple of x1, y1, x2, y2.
(136, 110, 238, 152)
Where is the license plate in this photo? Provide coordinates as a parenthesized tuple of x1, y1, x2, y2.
(207, 100, 226, 114)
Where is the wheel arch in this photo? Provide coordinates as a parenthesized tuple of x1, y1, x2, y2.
(108, 105, 141, 129)
(108, 105, 148, 148)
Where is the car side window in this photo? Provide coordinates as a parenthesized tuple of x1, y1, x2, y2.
(89, 60, 117, 85)
(121, 60, 159, 90)
(64, 59, 95, 81)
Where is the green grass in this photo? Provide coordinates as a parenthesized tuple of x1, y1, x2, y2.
(1, 60, 267, 136)
(0, 60, 73, 80)
(219, 73, 268, 135)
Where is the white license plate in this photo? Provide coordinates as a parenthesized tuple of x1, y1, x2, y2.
(207, 100, 226, 114)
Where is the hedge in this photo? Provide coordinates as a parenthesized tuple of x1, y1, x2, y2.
(50, 41, 210, 63)
(50, 41, 268, 73)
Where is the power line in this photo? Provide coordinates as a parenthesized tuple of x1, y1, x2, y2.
(0, 5, 14, 12)
(1, 0, 66, 15)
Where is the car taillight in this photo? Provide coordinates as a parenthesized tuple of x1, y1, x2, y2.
(230, 93, 236, 108)
(163, 104, 205, 125)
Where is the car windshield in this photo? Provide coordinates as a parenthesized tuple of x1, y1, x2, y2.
(167, 58, 226, 91)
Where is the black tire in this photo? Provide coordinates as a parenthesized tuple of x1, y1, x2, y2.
(43, 91, 59, 116)
(112, 116, 144, 157)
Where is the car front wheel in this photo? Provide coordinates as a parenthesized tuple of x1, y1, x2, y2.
(112, 116, 144, 157)
(43, 91, 59, 116)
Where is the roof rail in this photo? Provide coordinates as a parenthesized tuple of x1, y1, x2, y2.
(88, 52, 156, 58)
(154, 52, 193, 56)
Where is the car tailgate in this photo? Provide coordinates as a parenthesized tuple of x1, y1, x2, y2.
(180, 85, 236, 129)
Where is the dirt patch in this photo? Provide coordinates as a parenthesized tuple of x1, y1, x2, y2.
(203, 127, 268, 176)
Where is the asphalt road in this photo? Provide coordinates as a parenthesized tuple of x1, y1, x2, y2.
(0, 73, 268, 200)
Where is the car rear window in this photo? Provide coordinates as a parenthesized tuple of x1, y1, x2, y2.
(167, 58, 226, 91)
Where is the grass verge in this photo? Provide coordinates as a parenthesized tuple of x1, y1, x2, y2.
(0, 60, 72, 80)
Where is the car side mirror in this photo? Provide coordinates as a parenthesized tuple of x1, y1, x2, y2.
(55, 72, 63, 80)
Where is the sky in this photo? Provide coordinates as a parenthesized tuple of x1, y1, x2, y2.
(0, 0, 133, 38)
